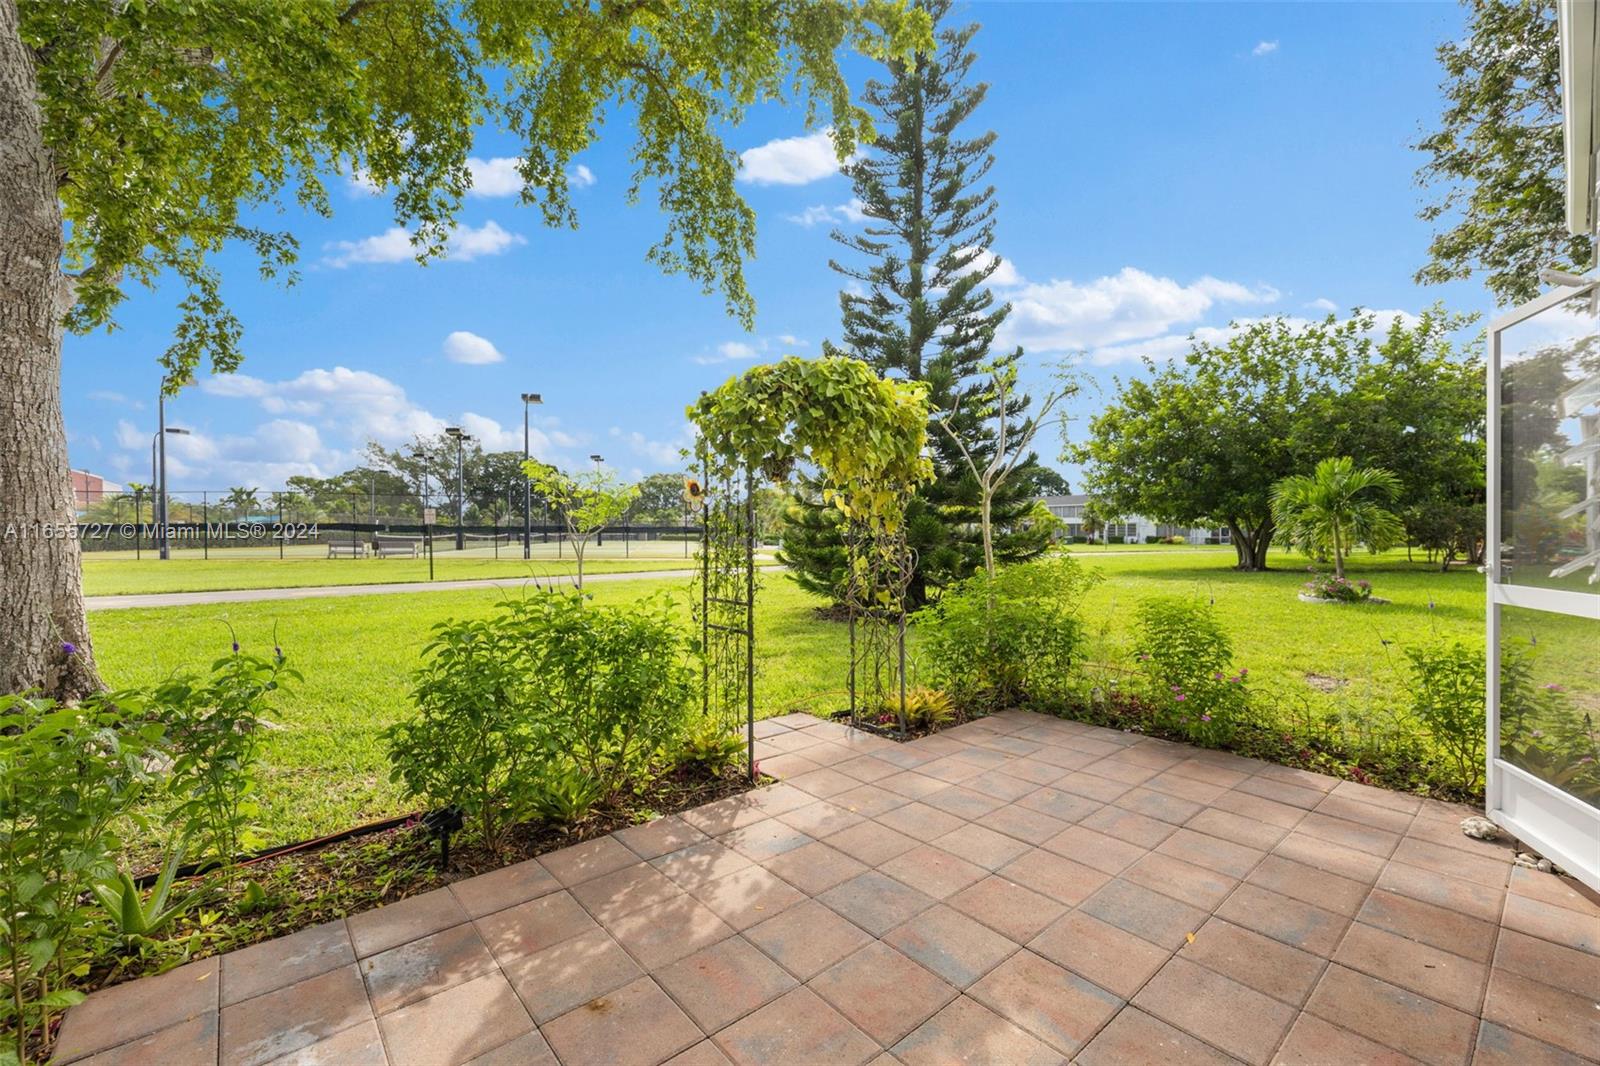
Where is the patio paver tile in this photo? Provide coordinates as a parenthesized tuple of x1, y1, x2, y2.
(774, 798, 866, 837)
(687, 864, 805, 930)
(448, 858, 562, 919)
(873, 801, 966, 842)
(810, 941, 959, 1045)
(1179, 918, 1324, 1007)
(751, 752, 820, 780)
(882, 904, 1020, 988)
(1471, 1020, 1596, 1066)
(1184, 807, 1290, 852)
(997, 848, 1110, 907)
(1274, 1013, 1424, 1066)
(540, 976, 702, 1066)
(663, 1040, 735, 1066)
(921, 784, 1008, 820)
(1506, 866, 1600, 917)
(1053, 771, 1134, 803)
(1501, 892, 1600, 956)
(1215, 883, 1349, 956)
(932, 822, 1032, 870)
(652, 936, 798, 1033)
(718, 818, 814, 862)
(1143, 770, 1229, 805)
(1316, 792, 1416, 835)
(1359, 888, 1499, 962)
(712, 986, 880, 1066)
(963, 770, 1041, 803)
(649, 839, 755, 890)
(1245, 854, 1369, 917)
(678, 795, 770, 836)
(54, 956, 220, 1063)
(761, 840, 868, 895)
(347, 888, 468, 958)
(1081, 804, 1178, 848)
(832, 782, 913, 818)
(1375, 861, 1504, 923)
(602, 894, 737, 970)
(538, 835, 639, 887)
(259, 1017, 385, 1066)
(463, 1030, 560, 1066)
(744, 899, 875, 981)
(1335, 921, 1488, 1014)
(569, 861, 686, 924)
(825, 819, 922, 865)
(876, 770, 953, 800)
(500, 926, 642, 1023)
(819, 870, 938, 936)
(1074, 1007, 1240, 1066)
(1273, 831, 1387, 883)
(982, 803, 1071, 845)
(1234, 776, 1327, 811)
(1123, 852, 1238, 911)
(1155, 827, 1266, 878)
(879, 843, 990, 899)
(360, 921, 498, 1015)
(785, 765, 861, 798)
(1080, 878, 1208, 950)
(614, 815, 711, 861)
(834, 754, 905, 784)
(890, 995, 1066, 1066)
(968, 949, 1122, 1057)
(1209, 788, 1307, 830)
(1297, 811, 1403, 859)
(1481, 967, 1600, 1061)
(1116, 787, 1206, 826)
(1028, 910, 1172, 1000)
(220, 963, 371, 1066)
(220, 918, 353, 1008)
(474, 889, 597, 963)
(1492, 926, 1600, 993)
(1305, 964, 1478, 1066)
(1016, 785, 1103, 823)
(947, 874, 1067, 943)
(1040, 824, 1147, 874)
(1134, 955, 1295, 1065)
(70, 1015, 218, 1066)
(1084, 758, 1162, 787)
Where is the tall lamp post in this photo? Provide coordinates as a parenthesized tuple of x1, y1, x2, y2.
(444, 426, 474, 551)
(150, 425, 191, 560)
(521, 393, 542, 559)
(590, 453, 604, 469)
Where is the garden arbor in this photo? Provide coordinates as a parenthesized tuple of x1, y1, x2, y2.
(688, 357, 931, 754)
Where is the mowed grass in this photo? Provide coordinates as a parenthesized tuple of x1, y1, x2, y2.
(79, 543, 778, 596)
(87, 547, 1593, 846)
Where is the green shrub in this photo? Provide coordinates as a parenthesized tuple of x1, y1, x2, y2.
(1402, 639, 1485, 791)
(159, 648, 297, 864)
(1132, 596, 1251, 745)
(525, 767, 608, 825)
(674, 718, 748, 776)
(1496, 641, 1599, 804)
(385, 592, 694, 853)
(914, 558, 1099, 713)
(0, 692, 164, 1063)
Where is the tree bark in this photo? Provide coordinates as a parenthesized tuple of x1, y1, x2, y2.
(0, 0, 102, 700)
(1227, 519, 1274, 571)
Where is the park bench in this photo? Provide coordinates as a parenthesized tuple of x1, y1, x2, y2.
(327, 542, 366, 558)
(373, 535, 420, 558)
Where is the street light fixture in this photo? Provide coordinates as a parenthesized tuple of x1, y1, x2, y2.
(151, 426, 191, 560)
(444, 426, 474, 550)
(521, 393, 543, 559)
(590, 453, 604, 468)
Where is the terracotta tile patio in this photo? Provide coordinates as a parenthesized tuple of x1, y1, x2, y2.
(56, 710, 1600, 1066)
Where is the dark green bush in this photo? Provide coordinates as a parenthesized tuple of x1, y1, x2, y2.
(914, 558, 1099, 713)
(1402, 638, 1485, 791)
(1132, 596, 1251, 745)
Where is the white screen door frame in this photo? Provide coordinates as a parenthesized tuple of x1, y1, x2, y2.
(1486, 283, 1600, 893)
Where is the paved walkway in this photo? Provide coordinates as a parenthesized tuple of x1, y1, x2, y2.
(56, 710, 1600, 1066)
(84, 566, 764, 611)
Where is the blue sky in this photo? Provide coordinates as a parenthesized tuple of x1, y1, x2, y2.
(63, 1, 1484, 493)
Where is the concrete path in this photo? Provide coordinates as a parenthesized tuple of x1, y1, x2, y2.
(55, 709, 1600, 1066)
(84, 566, 783, 611)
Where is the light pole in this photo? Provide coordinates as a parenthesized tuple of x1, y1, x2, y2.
(151, 425, 191, 560)
(444, 426, 474, 551)
(590, 453, 604, 469)
(521, 392, 542, 559)
(408, 446, 435, 580)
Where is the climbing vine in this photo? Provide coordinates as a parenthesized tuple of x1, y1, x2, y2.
(689, 356, 932, 731)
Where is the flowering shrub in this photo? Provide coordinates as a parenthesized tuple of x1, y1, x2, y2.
(1132, 596, 1251, 745)
(1401, 639, 1484, 790)
(1302, 570, 1372, 602)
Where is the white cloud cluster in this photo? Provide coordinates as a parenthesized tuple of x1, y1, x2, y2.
(609, 424, 693, 467)
(1253, 40, 1279, 56)
(323, 220, 525, 267)
(692, 334, 807, 366)
(441, 331, 505, 365)
(740, 129, 852, 186)
(466, 157, 524, 197)
(787, 198, 868, 228)
(570, 164, 596, 188)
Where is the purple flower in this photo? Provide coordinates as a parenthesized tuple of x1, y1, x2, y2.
(1240, 668, 1249, 677)
(1170, 684, 1181, 692)
(232, 641, 240, 653)
(1175, 694, 1187, 702)
(1213, 672, 1224, 681)
(274, 646, 284, 662)
(60, 641, 77, 656)
(1200, 714, 1212, 722)
(1543, 683, 1564, 692)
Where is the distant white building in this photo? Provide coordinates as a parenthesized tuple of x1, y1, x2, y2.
(1035, 494, 1230, 545)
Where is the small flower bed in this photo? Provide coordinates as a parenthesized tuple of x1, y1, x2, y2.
(1301, 570, 1373, 602)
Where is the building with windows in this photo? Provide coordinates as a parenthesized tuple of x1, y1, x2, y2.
(1035, 494, 1229, 544)
(69, 468, 120, 510)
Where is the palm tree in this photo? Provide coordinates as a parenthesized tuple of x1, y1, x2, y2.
(224, 486, 260, 519)
(1271, 457, 1404, 579)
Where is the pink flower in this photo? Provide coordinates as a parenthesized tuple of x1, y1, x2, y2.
(1175, 694, 1187, 702)
(1200, 714, 1212, 722)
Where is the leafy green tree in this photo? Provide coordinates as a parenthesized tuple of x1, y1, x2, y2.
(1416, 0, 1589, 305)
(630, 472, 690, 524)
(776, 481, 851, 600)
(1271, 457, 1405, 579)
(788, 0, 1045, 604)
(0, 0, 929, 698)
(523, 462, 639, 589)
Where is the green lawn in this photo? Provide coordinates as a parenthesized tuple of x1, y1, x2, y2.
(87, 547, 1594, 846)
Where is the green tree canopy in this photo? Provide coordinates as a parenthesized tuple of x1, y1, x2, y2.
(1271, 457, 1405, 578)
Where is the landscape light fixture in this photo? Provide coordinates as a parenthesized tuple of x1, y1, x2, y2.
(590, 453, 604, 466)
(521, 393, 543, 558)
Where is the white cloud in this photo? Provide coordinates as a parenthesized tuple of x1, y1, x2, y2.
(787, 197, 868, 227)
(609, 425, 692, 467)
(740, 128, 852, 186)
(691, 334, 806, 365)
(1082, 307, 1424, 366)
(322, 221, 526, 267)
(570, 164, 596, 188)
(88, 389, 143, 409)
(957, 248, 1025, 288)
(996, 266, 1279, 353)
(1306, 297, 1338, 312)
(1252, 40, 1279, 56)
(466, 157, 524, 197)
(441, 330, 505, 365)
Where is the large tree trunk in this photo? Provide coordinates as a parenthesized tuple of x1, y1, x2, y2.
(0, 0, 101, 700)
(1226, 519, 1274, 571)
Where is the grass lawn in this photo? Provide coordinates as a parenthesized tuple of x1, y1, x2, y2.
(87, 546, 1594, 846)
(80, 545, 778, 596)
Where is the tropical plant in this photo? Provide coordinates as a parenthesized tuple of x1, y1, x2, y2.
(1302, 572, 1373, 603)
(91, 847, 204, 942)
(524, 767, 607, 826)
(674, 719, 748, 777)
(0, 690, 163, 1064)
(521, 463, 639, 589)
(160, 646, 297, 866)
(1403, 638, 1487, 791)
(914, 557, 1099, 713)
(1271, 457, 1404, 580)
(887, 686, 956, 732)
(1132, 596, 1251, 746)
